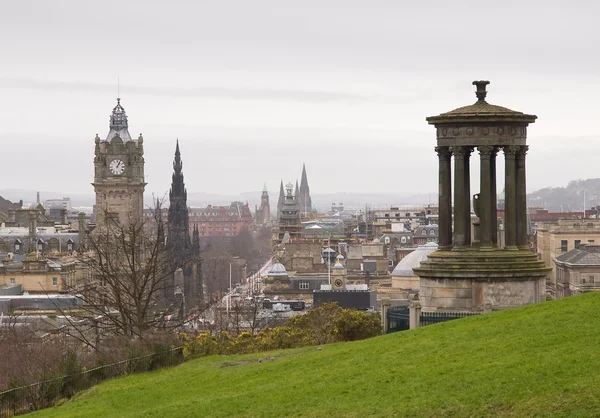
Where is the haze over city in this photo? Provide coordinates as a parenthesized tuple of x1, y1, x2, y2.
(2, 0, 600, 199)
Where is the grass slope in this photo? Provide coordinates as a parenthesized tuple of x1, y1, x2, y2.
(34, 292, 600, 417)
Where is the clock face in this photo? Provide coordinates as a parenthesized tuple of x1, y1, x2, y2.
(334, 278, 343, 288)
(109, 159, 125, 175)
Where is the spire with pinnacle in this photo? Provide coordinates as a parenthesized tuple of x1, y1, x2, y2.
(298, 162, 312, 214)
(277, 180, 285, 221)
(167, 140, 191, 253)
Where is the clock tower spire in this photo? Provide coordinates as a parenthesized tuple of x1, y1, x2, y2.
(93, 98, 146, 229)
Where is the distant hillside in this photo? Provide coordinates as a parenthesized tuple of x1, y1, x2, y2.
(528, 178, 600, 212)
(33, 292, 600, 417)
(0, 189, 438, 212)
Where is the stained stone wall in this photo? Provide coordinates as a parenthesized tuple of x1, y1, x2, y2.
(420, 277, 545, 311)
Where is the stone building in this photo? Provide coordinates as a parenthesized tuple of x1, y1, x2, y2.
(255, 184, 271, 225)
(0, 211, 85, 256)
(262, 261, 329, 304)
(536, 219, 600, 292)
(554, 244, 600, 298)
(165, 141, 203, 305)
(189, 202, 253, 238)
(412, 224, 439, 246)
(0, 254, 78, 294)
(93, 98, 145, 229)
(413, 80, 550, 312)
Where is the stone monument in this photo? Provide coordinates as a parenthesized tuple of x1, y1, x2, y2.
(413, 81, 551, 311)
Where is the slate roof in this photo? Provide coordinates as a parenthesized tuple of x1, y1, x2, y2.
(555, 248, 600, 266)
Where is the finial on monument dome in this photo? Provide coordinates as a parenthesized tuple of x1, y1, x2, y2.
(472, 80, 490, 103)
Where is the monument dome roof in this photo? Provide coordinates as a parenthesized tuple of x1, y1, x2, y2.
(392, 243, 438, 277)
(268, 262, 288, 277)
(427, 81, 536, 125)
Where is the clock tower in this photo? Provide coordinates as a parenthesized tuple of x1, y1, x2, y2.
(93, 98, 146, 229)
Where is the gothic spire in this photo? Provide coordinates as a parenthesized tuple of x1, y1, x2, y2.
(277, 180, 285, 221)
(300, 163, 309, 190)
(167, 140, 191, 252)
(174, 139, 182, 174)
(299, 162, 312, 213)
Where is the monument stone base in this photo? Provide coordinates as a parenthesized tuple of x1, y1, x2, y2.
(414, 249, 551, 312)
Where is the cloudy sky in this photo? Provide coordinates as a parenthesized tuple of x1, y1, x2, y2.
(1, 0, 599, 202)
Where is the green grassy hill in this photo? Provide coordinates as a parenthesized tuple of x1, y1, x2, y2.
(34, 292, 600, 418)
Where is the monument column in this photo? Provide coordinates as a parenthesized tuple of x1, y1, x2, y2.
(436, 146, 452, 249)
(478, 145, 494, 250)
(504, 145, 519, 250)
(516, 145, 529, 249)
(464, 147, 473, 246)
(490, 147, 498, 246)
(452, 147, 467, 249)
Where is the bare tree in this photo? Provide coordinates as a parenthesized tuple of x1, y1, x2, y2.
(201, 241, 232, 304)
(61, 199, 194, 348)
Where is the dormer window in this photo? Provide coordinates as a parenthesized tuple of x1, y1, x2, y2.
(14, 240, 21, 254)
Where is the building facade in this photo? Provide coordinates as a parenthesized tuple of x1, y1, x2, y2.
(536, 219, 600, 292)
(554, 245, 600, 299)
(189, 202, 253, 237)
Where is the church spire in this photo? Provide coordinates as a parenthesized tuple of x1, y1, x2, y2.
(299, 162, 312, 214)
(167, 140, 191, 252)
(174, 139, 182, 174)
(277, 180, 285, 221)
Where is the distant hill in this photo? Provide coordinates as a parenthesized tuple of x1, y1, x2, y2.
(7, 178, 600, 214)
(528, 178, 600, 212)
(31, 292, 600, 417)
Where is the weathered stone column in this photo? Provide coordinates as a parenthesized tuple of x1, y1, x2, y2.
(409, 299, 422, 329)
(436, 146, 452, 250)
(464, 147, 473, 246)
(381, 297, 391, 334)
(490, 148, 498, 246)
(452, 147, 467, 249)
(504, 146, 519, 250)
(478, 146, 494, 250)
(516, 145, 529, 249)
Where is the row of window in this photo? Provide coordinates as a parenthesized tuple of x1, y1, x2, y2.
(8, 277, 58, 286)
(559, 239, 595, 252)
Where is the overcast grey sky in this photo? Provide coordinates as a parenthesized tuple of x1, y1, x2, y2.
(1, 0, 600, 200)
